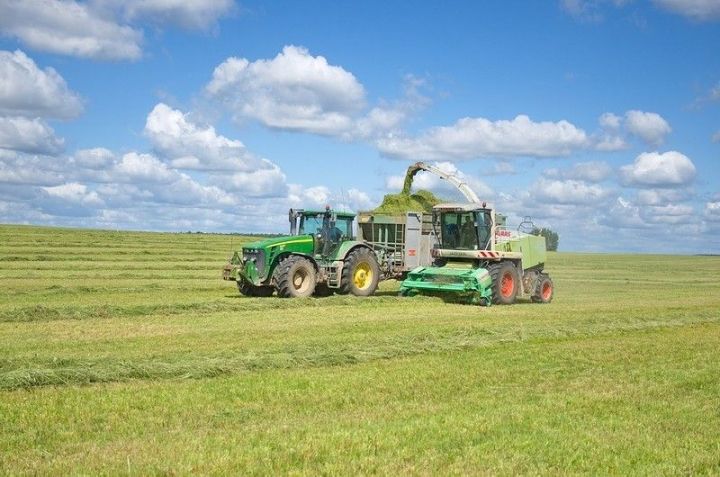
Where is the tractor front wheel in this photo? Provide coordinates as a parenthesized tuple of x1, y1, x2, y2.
(274, 256, 316, 298)
(489, 261, 520, 305)
(531, 274, 554, 303)
(340, 248, 380, 297)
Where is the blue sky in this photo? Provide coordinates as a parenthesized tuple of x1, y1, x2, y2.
(1, 0, 719, 253)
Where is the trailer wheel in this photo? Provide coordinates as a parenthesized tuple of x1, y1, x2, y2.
(489, 261, 520, 305)
(237, 279, 273, 297)
(531, 274, 554, 303)
(274, 255, 316, 298)
(340, 248, 380, 297)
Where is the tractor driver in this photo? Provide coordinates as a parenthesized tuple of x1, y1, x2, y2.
(321, 206, 343, 255)
(460, 215, 477, 249)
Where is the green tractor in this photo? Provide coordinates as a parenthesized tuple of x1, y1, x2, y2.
(399, 202, 554, 306)
(223, 207, 381, 298)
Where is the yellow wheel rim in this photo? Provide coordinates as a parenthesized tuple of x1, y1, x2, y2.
(353, 262, 373, 290)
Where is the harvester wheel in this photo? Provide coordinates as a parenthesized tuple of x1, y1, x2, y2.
(237, 279, 274, 297)
(274, 255, 316, 298)
(489, 261, 520, 305)
(531, 274, 554, 303)
(340, 248, 380, 297)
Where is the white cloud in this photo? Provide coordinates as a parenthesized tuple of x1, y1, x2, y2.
(544, 161, 613, 183)
(0, 150, 66, 185)
(641, 203, 695, 224)
(530, 178, 611, 205)
(653, 0, 720, 20)
(624, 110, 671, 146)
(144, 103, 267, 171)
(111, 0, 235, 30)
(206, 45, 366, 135)
(636, 188, 689, 206)
(0, 117, 64, 155)
(0, 0, 143, 60)
(619, 151, 696, 187)
(72, 148, 115, 169)
(599, 112, 622, 130)
(43, 182, 103, 206)
(712, 130, 720, 143)
(0, 50, 83, 118)
(343, 188, 374, 211)
(288, 184, 332, 209)
(593, 112, 628, 151)
(113, 152, 177, 183)
(213, 164, 288, 198)
(705, 201, 720, 221)
(377, 115, 588, 160)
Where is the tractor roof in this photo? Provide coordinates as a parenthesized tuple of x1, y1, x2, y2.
(433, 202, 494, 212)
(302, 209, 356, 218)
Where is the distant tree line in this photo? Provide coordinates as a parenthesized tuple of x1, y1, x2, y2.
(532, 227, 559, 251)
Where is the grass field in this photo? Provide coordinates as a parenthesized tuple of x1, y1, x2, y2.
(1, 224, 719, 475)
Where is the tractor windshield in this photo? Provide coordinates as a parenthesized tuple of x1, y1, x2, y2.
(438, 210, 492, 250)
(299, 214, 354, 239)
(299, 214, 324, 235)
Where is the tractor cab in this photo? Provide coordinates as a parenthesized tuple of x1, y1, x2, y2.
(433, 204, 494, 251)
(289, 208, 355, 257)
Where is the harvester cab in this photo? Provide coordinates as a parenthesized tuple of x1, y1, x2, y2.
(400, 202, 554, 306)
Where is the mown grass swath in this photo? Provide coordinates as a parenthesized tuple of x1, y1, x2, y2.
(1, 224, 719, 474)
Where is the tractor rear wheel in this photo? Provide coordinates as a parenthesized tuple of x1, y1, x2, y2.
(489, 261, 520, 305)
(237, 279, 273, 297)
(340, 248, 380, 297)
(274, 255, 316, 298)
(531, 274, 554, 303)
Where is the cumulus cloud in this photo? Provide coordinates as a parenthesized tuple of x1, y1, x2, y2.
(0, 150, 66, 185)
(652, 0, 720, 20)
(0, 50, 83, 118)
(624, 110, 672, 146)
(43, 182, 103, 206)
(206, 45, 366, 135)
(705, 201, 720, 221)
(144, 103, 268, 171)
(544, 161, 613, 183)
(0, 0, 143, 60)
(377, 115, 588, 160)
(593, 112, 628, 151)
(619, 151, 696, 187)
(0, 0, 235, 61)
(636, 188, 690, 206)
(288, 184, 332, 209)
(109, 0, 235, 30)
(113, 152, 178, 184)
(0, 117, 64, 155)
(72, 147, 115, 169)
(212, 164, 289, 198)
(530, 178, 611, 205)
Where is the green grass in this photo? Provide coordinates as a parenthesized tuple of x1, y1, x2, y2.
(1, 224, 719, 475)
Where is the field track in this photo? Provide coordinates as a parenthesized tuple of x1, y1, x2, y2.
(1, 225, 719, 474)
